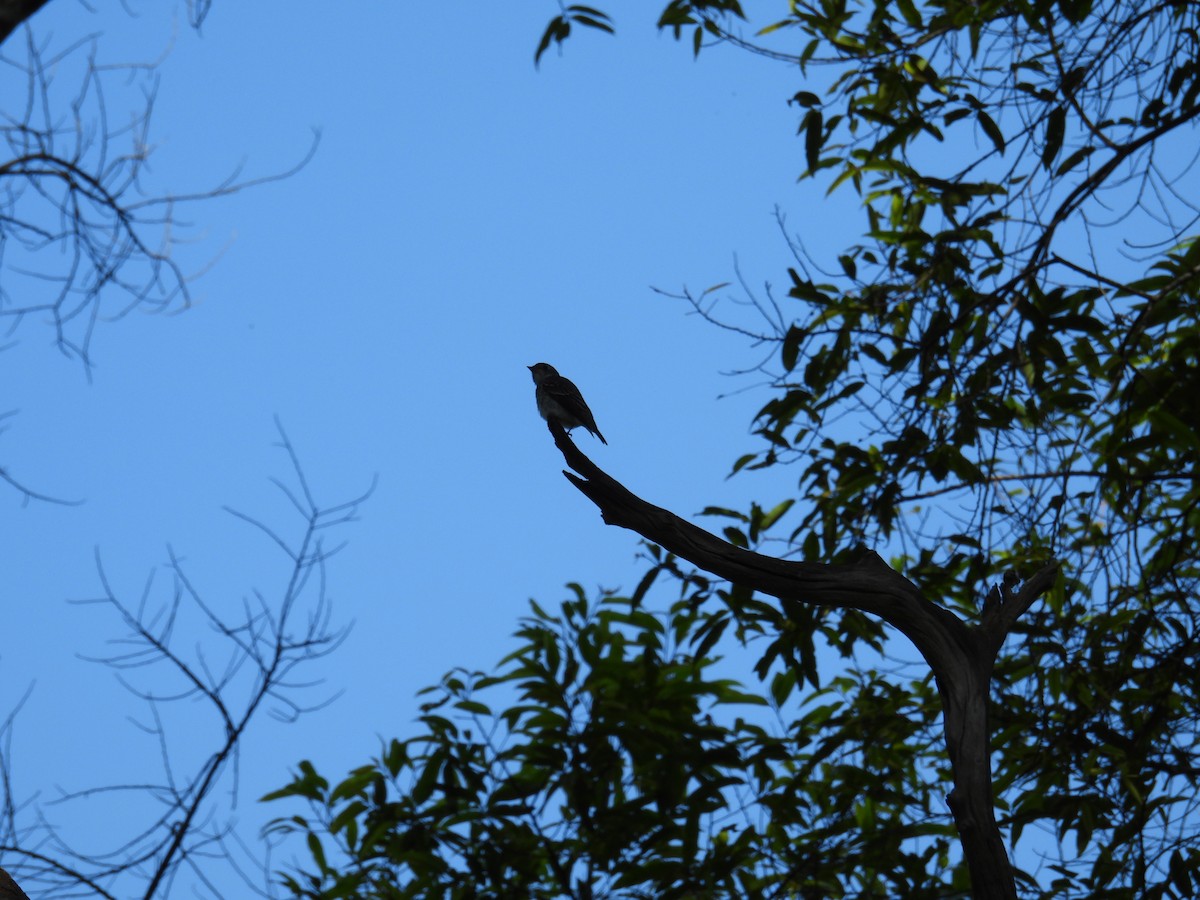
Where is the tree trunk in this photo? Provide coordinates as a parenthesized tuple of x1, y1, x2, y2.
(542, 420, 1059, 899)
(940, 646, 1018, 900)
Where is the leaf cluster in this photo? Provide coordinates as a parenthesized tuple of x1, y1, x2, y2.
(265, 573, 964, 899)
(281, 2, 1200, 895)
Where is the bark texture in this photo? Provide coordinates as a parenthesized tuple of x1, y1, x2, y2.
(0, 866, 30, 900)
(545, 420, 1059, 900)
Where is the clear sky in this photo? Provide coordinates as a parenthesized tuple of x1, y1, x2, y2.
(1, 2, 905, 894)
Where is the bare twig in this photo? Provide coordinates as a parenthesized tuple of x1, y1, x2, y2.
(0, 426, 370, 898)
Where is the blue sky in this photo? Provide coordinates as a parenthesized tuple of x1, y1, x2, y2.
(1, 2, 868, 892)
(12, 1, 1186, 893)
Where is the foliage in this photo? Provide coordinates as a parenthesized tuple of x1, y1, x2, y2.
(270, 1, 1200, 897)
(266, 581, 963, 899)
(534, 5, 613, 65)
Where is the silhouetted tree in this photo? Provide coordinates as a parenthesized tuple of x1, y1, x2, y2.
(268, 3, 1200, 898)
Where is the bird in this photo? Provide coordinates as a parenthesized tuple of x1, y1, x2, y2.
(528, 362, 607, 444)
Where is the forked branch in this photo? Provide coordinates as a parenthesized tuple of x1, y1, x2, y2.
(543, 419, 1059, 900)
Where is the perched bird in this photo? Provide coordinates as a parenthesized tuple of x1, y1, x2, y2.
(528, 362, 607, 444)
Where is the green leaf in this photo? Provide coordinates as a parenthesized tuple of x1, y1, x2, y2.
(329, 801, 367, 838)
(1168, 848, 1195, 895)
(770, 669, 797, 707)
(723, 526, 748, 548)
(803, 109, 824, 172)
(1056, 144, 1094, 175)
(699, 506, 750, 522)
(568, 6, 615, 37)
(454, 699, 492, 716)
(411, 752, 443, 804)
(534, 16, 569, 66)
(572, 15, 614, 33)
(758, 498, 795, 532)
(330, 766, 376, 802)
(692, 615, 728, 661)
(261, 760, 329, 803)
(1148, 407, 1200, 451)
(630, 564, 661, 607)
(730, 452, 757, 475)
(976, 110, 1005, 154)
(307, 833, 328, 874)
(1042, 106, 1066, 169)
(712, 684, 769, 706)
(782, 324, 805, 372)
(895, 0, 922, 27)
(1058, 0, 1093, 24)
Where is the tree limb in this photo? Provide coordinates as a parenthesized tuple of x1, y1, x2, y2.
(0, 865, 30, 900)
(544, 419, 1060, 900)
(550, 419, 970, 670)
(0, 0, 49, 48)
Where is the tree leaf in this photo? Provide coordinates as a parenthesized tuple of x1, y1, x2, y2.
(1042, 106, 1066, 169)
(976, 110, 1005, 154)
(804, 109, 824, 172)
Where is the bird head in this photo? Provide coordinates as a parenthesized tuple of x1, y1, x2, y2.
(528, 362, 559, 384)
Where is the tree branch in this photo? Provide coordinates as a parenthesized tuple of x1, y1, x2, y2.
(549, 419, 969, 672)
(0, 865, 30, 900)
(0, 0, 49, 48)
(543, 419, 1060, 900)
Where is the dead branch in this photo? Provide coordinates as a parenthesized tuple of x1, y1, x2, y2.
(543, 419, 1059, 900)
